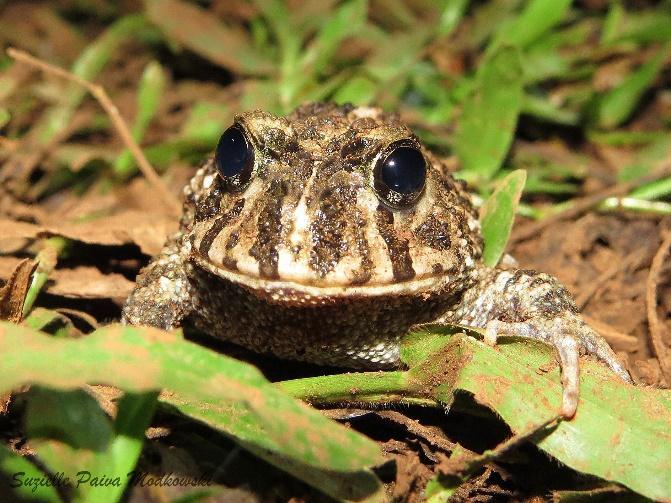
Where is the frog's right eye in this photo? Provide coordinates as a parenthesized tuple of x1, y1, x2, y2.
(373, 141, 426, 209)
(215, 125, 254, 191)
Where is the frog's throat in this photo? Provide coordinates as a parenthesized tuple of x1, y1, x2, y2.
(191, 253, 459, 299)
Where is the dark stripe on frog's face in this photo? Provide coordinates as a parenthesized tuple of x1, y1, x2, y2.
(198, 198, 245, 257)
(248, 179, 288, 279)
(374, 205, 416, 281)
(308, 183, 356, 278)
(350, 208, 374, 285)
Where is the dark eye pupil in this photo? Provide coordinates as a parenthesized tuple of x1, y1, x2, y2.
(374, 145, 426, 208)
(381, 147, 426, 194)
(215, 125, 254, 190)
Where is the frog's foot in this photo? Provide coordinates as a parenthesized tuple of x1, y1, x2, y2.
(448, 266, 633, 418)
(484, 313, 632, 418)
(122, 232, 194, 330)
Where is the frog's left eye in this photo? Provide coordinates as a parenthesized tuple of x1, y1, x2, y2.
(215, 125, 254, 191)
(373, 142, 426, 208)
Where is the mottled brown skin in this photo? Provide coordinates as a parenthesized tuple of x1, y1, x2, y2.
(122, 103, 631, 417)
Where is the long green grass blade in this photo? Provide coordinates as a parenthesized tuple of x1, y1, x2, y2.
(144, 0, 272, 75)
(492, 0, 572, 48)
(454, 46, 523, 182)
(0, 445, 62, 503)
(0, 322, 382, 499)
(479, 169, 526, 266)
(37, 15, 147, 144)
(114, 60, 167, 178)
(594, 43, 671, 129)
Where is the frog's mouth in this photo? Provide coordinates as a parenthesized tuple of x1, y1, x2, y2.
(191, 251, 463, 301)
(188, 174, 477, 300)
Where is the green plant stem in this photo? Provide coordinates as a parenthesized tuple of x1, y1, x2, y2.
(105, 392, 159, 503)
(277, 370, 436, 407)
(22, 237, 69, 317)
(598, 196, 671, 215)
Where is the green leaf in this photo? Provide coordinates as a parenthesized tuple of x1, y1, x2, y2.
(0, 445, 62, 503)
(23, 387, 157, 503)
(424, 474, 458, 503)
(593, 43, 671, 129)
(480, 169, 526, 266)
(22, 307, 78, 337)
(273, 0, 370, 109)
(0, 322, 382, 500)
(588, 129, 667, 147)
(448, 334, 671, 502)
(400, 327, 459, 369)
(251, 0, 302, 110)
(0, 107, 9, 129)
(492, 0, 572, 48)
(437, 0, 469, 37)
(26, 387, 113, 452)
(365, 30, 430, 83)
(619, 136, 671, 182)
(454, 46, 523, 182)
(521, 94, 579, 126)
(282, 329, 671, 500)
(630, 176, 671, 202)
(180, 102, 232, 144)
(114, 60, 167, 178)
(605, 9, 671, 44)
(300, 0, 368, 77)
(144, 0, 272, 75)
(135, 62, 166, 136)
(552, 487, 642, 502)
(23, 237, 68, 317)
(333, 76, 377, 105)
(600, 1, 624, 45)
(455, 0, 523, 52)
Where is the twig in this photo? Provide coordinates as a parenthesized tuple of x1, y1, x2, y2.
(6, 47, 181, 216)
(511, 180, 644, 244)
(646, 226, 671, 383)
(511, 161, 671, 244)
(374, 410, 458, 454)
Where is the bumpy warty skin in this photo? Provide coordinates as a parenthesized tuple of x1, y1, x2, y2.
(122, 102, 631, 416)
(123, 103, 483, 366)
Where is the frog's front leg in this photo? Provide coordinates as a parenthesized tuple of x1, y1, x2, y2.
(121, 232, 194, 329)
(440, 267, 632, 417)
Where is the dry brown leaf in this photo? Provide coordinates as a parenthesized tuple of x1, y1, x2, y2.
(1, 211, 175, 255)
(51, 175, 182, 224)
(0, 392, 11, 415)
(0, 185, 49, 222)
(0, 258, 37, 322)
(145, 0, 271, 74)
(49, 266, 134, 302)
(85, 384, 123, 418)
(0, 257, 23, 279)
(55, 308, 99, 330)
(0, 219, 41, 240)
(1, 259, 134, 303)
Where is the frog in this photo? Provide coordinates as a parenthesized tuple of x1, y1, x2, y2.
(122, 102, 632, 417)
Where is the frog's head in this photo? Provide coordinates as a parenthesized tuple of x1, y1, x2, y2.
(187, 103, 481, 299)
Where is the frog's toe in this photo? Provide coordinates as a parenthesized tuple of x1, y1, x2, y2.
(484, 314, 631, 418)
(552, 314, 633, 416)
(554, 329, 580, 418)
